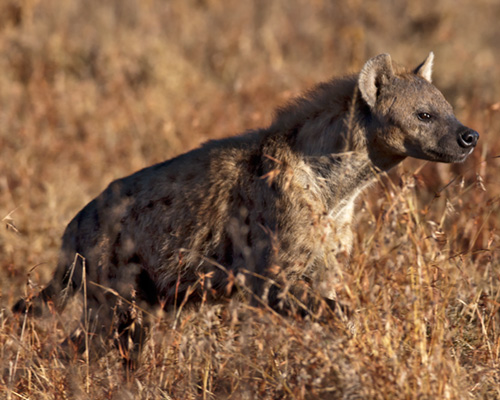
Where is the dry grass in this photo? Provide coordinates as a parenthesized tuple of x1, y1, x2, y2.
(1, 0, 500, 398)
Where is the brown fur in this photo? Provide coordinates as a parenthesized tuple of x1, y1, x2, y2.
(13, 53, 478, 365)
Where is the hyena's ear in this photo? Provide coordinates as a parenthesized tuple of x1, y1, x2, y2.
(414, 52, 434, 82)
(358, 53, 394, 109)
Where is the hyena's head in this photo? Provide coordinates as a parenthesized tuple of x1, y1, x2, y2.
(358, 52, 479, 164)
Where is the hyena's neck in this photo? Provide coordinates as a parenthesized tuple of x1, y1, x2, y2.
(303, 144, 406, 211)
(267, 75, 406, 211)
(306, 153, 379, 211)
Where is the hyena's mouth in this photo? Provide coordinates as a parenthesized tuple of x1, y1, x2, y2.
(427, 148, 474, 163)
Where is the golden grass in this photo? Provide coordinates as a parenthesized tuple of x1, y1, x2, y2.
(1, 0, 499, 398)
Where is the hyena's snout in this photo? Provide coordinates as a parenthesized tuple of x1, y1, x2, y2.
(457, 126, 479, 149)
(434, 122, 479, 163)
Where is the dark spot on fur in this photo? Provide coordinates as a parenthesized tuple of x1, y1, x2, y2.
(256, 214, 266, 226)
(281, 239, 290, 252)
(248, 153, 262, 176)
(109, 232, 122, 266)
(298, 246, 310, 257)
(243, 211, 250, 227)
(136, 269, 158, 306)
(184, 172, 195, 182)
(128, 207, 140, 223)
(163, 250, 174, 260)
(168, 175, 176, 183)
(222, 237, 234, 266)
(162, 195, 172, 207)
(128, 253, 141, 265)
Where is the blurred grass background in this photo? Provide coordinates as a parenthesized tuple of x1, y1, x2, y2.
(0, 0, 499, 398)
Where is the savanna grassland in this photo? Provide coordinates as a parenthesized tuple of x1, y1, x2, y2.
(1, 0, 500, 398)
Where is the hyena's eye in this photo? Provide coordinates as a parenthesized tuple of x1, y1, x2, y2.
(417, 112, 432, 122)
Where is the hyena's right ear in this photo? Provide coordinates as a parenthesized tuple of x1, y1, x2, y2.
(414, 51, 434, 82)
(358, 53, 394, 109)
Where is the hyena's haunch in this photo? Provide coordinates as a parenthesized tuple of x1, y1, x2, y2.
(14, 52, 478, 365)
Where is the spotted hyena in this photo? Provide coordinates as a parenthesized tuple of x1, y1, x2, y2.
(14, 52, 478, 365)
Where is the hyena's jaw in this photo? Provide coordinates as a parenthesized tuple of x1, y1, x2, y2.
(424, 148, 474, 164)
(412, 143, 476, 164)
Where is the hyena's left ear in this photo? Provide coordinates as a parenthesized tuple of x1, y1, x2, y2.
(358, 53, 395, 109)
(414, 52, 434, 82)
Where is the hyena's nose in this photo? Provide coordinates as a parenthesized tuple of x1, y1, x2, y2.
(458, 128, 479, 148)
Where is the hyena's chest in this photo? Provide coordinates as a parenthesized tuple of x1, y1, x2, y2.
(274, 192, 358, 280)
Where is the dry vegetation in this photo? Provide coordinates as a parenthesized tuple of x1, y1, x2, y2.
(1, 0, 499, 398)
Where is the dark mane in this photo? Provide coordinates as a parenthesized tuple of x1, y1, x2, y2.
(268, 75, 370, 156)
(270, 75, 359, 131)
